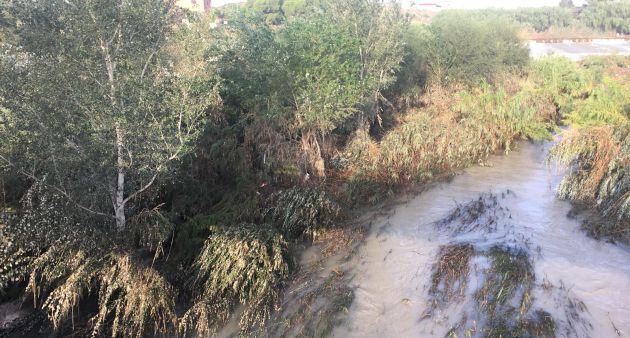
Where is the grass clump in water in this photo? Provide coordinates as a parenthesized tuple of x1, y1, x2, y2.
(439, 245, 558, 338)
(486, 310, 555, 338)
(269, 270, 354, 338)
(477, 246, 535, 320)
(435, 192, 514, 235)
(428, 243, 475, 308)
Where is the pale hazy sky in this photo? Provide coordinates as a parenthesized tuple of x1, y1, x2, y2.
(211, 0, 587, 9)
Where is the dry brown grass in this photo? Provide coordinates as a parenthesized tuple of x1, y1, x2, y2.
(428, 244, 475, 307)
(551, 127, 620, 203)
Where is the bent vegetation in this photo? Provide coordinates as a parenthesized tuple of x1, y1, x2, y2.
(0, 0, 628, 336)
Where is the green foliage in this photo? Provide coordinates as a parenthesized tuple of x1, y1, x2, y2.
(326, 0, 407, 120)
(507, 7, 574, 32)
(532, 57, 589, 97)
(421, 11, 529, 84)
(579, 0, 630, 34)
(0, 0, 219, 229)
(449, 7, 574, 32)
(280, 14, 364, 134)
(247, 0, 282, 19)
(391, 23, 432, 106)
(564, 77, 630, 126)
(181, 224, 291, 335)
(263, 187, 342, 240)
(443, 2, 630, 34)
(282, 0, 323, 18)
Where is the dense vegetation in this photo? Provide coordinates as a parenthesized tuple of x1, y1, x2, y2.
(427, 0, 630, 35)
(0, 0, 628, 336)
(547, 56, 629, 243)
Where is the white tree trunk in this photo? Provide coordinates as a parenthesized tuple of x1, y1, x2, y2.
(115, 124, 126, 230)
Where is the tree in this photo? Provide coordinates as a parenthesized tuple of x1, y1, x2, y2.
(579, 0, 630, 34)
(423, 11, 529, 84)
(0, 0, 218, 229)
(280, 14, 365, 176)
(326, 0, 407, 123)
(246, 0, 284, 24)
(559, 0, 575, 7)
(282, 0, 323, 18)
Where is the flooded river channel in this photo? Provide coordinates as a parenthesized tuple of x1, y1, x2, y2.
(332, 141, 630, 337)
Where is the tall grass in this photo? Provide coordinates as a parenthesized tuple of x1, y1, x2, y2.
(344, 79, 557, 203)
(548, 57, 629, 243)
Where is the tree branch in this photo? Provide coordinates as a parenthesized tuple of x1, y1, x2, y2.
(0, 154, 114, 219)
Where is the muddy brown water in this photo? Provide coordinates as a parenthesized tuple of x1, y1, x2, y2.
(331, 141, 630, 337)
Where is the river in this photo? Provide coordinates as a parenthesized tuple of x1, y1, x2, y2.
(529, 39, 630, 60)
(331, 141, 630, 337)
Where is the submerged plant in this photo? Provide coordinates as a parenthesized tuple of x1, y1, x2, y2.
(428, 243, 475, 308)
(477, 246, 535, 319)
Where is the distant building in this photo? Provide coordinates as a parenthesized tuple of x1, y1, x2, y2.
(176, 0, 212, 12)
(408, 0, 451, 11)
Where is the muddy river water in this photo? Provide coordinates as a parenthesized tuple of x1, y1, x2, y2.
(332, 141, 630, 337)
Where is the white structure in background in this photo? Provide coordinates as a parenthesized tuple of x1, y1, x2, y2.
(176, 0, 212, 12)
(406, 0, 452, 10)
(529, 39, 630, 61)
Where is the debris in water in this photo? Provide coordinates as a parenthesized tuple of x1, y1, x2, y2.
(435, 192, 513, 235)
(428, 244, 475, 309)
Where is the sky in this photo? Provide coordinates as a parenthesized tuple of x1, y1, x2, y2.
(210, 0, 588, 9)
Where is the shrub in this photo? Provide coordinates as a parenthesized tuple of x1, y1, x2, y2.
(563, 77, 630, 127)
(531, 57, 590, 106)
(0, 183, 178, 336)
(579, 0, 630, 34)
(263, 187, 342, 240)
(34, 253, 177, 337)
(423, 11, 529, 84)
